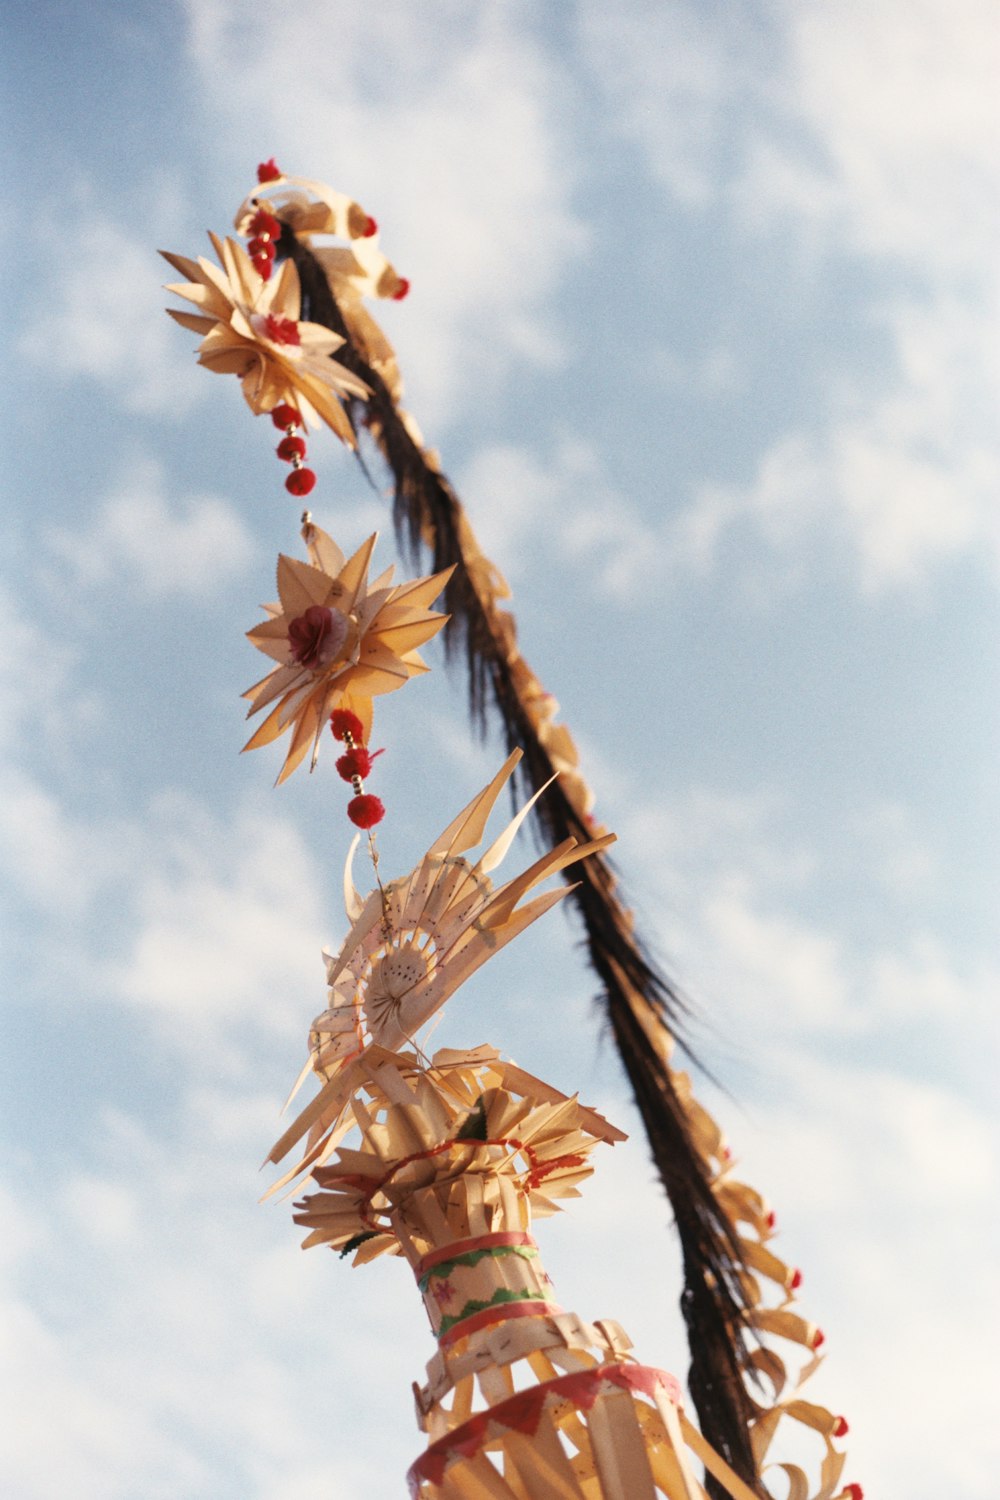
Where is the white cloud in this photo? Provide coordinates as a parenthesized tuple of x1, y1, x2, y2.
(460, 436, 658, 593)
(110, 793, 330, 1058)
(773, 0, 1000, 276)
(678, 301, 1000, 592)
(0, 759, 332, 1069)
(17, 218, 197, 417)
(578, 3, 1000, 594)
(846, 801, 937, 897)
(181, 0, 586, 428)
(702, 878, 853, 1027)
(582, 0, 999, 287)
(0, 767, 125, 918)
(609, 780, 996, 1057)
(48, 458, 257, 597)
(64, 1176, 140, 1251)
(868, 940, 996, 1026)
(459, 436, 703, 600)
(0, 1085, 428, 1500)
(0, 588, 100, 758)
(576, 1, 749, 205)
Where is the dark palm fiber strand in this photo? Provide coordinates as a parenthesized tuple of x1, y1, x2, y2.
(283, 228, 766, 1494)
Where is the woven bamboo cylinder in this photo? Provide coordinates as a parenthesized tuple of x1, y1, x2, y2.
(290, 1050, 757, 1500)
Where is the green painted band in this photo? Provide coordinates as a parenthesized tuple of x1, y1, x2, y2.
(418, 1242, 538, 1293)
(435, 1288, 549, 1338)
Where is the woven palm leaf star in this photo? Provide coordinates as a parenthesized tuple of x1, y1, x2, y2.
(313, 749, 616, 1066)
(244, 521, 452, 783)
(161, 233, 368, 443)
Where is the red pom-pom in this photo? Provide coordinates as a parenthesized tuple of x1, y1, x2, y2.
(766, 1210, 777, 1230)
(789, 1268, 803, 1291)
(812, 1328, 826, 1350)
(833, 1416, 849, 1438)
(262, 314, 300, 347)
(247, 235, 277, 259)
(347, 794, 385, 829)
(336, 746, 384, 782)
(276, 435, 307, 462)
(251, 255, 273, 280)
(392, 277, 410, 300)
(844, 1486, 863, 1500)
(271, 403, 301, 430)
(257, 158, 282, 183)
(362, 215, 378, 237)
(285, 467, 316, 497)
(330, 709, 365, 742)
(248, 208, 281, 239)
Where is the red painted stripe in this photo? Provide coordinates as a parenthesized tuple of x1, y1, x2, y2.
(415, 1230, 537, 1279)
(438, 1298, 563, 1348)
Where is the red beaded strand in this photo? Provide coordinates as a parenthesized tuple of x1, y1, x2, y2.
(271, 404, 317, 496)
(247, 206, 281, 280)
(330, 711, 385, 829)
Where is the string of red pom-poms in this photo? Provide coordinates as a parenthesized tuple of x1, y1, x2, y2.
(270, 403, 316, 497)
(330, 709, 385, 829)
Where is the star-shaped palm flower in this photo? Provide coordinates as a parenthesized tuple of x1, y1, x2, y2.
(244, 521, 452, 783)
(162, 234, 368, 443)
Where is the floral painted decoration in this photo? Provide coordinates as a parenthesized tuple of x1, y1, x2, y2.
(243, 519, 452, 783)
(161, 233, 368, 446)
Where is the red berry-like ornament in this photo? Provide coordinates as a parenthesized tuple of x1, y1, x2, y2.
(285, 468, 317, 497)
(362, 215, 378, 237)
(348, 794, 385, 829)
(844, 1485, 863, 1500)
(336, 747, 382, 781)
(330, 709, 365, 742)
(249, 208, 281, 239)
(833, 1416, 849, 1438)
(392, 278, 410, 300)
(276, 435, 307, 462)
(247, 235, 276, 259)
(271, 403, 301, 429)
(812, 1328, 825, 1350)
(257, 158, 282, 183)
(789, 1268, 803, 1291)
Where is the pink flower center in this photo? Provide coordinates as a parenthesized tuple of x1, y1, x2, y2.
(287, 605, 349, 670)
(263, 314, 301, 346)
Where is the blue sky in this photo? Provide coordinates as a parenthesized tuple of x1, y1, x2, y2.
(3, 3, 998, 1498)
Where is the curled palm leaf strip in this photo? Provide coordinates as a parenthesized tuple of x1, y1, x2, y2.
(280, 224, 766, 1497)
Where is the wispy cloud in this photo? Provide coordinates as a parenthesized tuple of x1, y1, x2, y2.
(680, 282, 1000, 591)
(48, 458, 257, 597)
(0, 1092, 421, 1500)
(17, 217, 197, 417)
(105, 792, 331, 1059)
(578, 2, 1000, 594)
(609, 778, 995, 1056)
(760, 0, 1000, 275)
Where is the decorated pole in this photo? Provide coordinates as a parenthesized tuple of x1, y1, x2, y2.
(162, 163, 860, 1499)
